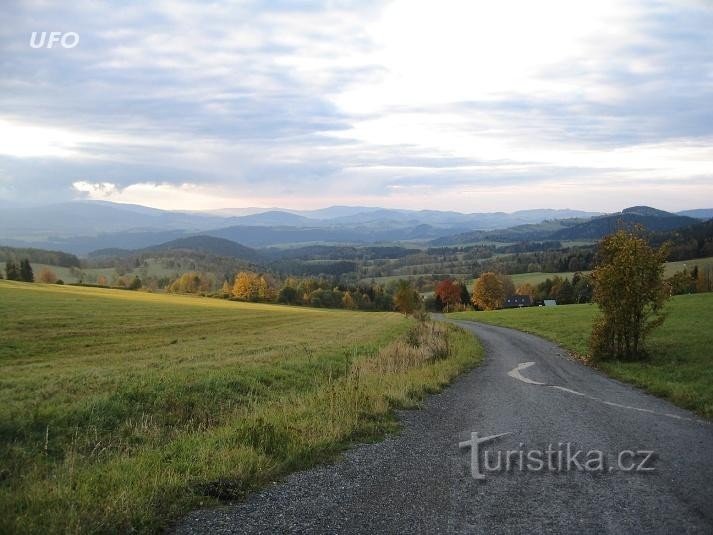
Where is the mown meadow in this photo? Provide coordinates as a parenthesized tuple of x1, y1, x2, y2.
(0, 280, 482, 533)
(450, 293, 713, 418)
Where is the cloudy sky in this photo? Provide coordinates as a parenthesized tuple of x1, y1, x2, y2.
(1, 0, 712, 212)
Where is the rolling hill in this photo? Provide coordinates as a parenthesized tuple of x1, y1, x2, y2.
(550, 206, 698, 240)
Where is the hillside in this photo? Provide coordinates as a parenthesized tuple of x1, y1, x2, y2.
(678, 208, 713, 220)
(140, 235, 261, 261)
(429, 218, 586, 246)
(551, 206, 698, 240)
(0, 245, 81, 268)
(0, 280, 480, 532)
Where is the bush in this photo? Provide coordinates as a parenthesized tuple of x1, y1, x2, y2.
(590, 229, 669, 361)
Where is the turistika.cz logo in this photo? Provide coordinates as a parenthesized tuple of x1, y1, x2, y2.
(30, 32, 80, 49)
(459, 431, 656, 480)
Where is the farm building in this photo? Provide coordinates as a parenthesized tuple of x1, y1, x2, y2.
(504, 295, 532, 308)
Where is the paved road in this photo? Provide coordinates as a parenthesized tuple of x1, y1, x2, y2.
(176, 320, 713, 534)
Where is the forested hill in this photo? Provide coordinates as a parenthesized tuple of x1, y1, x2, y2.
(0, 246, 81, 267)
(550, 206, 698, 240)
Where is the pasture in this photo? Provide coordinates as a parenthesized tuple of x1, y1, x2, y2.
(0, 281, 481, 533)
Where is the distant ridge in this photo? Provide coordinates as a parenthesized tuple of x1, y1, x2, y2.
(89, 236, 260, 262)
(551, 206, 698, 240)
(677, 208, 713, 220)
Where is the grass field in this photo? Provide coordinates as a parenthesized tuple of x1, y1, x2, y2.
(30, 259, 181, 285)
(0, 280, 482, 533)
(450, 293, 713, 418)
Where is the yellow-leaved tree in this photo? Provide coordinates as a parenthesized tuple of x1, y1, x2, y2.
(590, 228, 669, 360)
(471, 272, 505, 310)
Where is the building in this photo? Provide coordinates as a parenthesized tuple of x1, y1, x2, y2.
(503, 295, 532, 308)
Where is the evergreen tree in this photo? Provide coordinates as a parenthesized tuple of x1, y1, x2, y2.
(19, 259, 34, 282)
(5, 260, 20, 281)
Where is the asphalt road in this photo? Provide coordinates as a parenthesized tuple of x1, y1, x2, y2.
(176, 320, 713, 534)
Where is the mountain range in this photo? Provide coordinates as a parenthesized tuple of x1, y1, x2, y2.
(0, 200, 711, 255)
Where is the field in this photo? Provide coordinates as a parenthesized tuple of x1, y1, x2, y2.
(30, 259, 180, 285)
(450, 293, 713, 418)
(0, 281, 482, 533)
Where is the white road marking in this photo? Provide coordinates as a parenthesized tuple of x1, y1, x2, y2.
(506, 362, 545, 385)
(507, 361, 706, 424)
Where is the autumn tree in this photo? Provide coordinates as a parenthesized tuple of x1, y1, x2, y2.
(435, 279, 461, 312)
(97, 275, 109, 286)
(472, 272, 504, 310)
(393, 279, 421, 315)
(497, 274, 515, 298)
(590, 229, 669, 360)
(516, 283, 535, 298)
(231, 272, 274, 301)
(221, 280, 231, 297)
(38, 267, 58, 284)
(342, 291, 357, 309)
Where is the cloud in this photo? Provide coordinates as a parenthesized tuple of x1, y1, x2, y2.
(0, 0, 711, 212)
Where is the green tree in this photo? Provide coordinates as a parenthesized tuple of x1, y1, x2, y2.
(590, 229, 669, 360)
(5, 261, 20, 281)
(277, 286, 299, 305)
(128, 276, 142, 290)
(19, 259, 34, 282)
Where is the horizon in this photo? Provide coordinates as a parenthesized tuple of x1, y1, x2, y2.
(1, 1, 712, 213)
(3, 197, 712, 217)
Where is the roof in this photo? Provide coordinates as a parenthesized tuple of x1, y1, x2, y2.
(503, 295, 532, 308)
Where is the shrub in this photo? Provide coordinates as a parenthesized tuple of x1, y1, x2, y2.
(590, 229, 669, 361)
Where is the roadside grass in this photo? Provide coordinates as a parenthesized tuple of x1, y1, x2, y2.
(450, 293, 713, 419)
(0, 280, 482, 533)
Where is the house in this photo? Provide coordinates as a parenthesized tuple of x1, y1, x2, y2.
(503, 295, 532, 308)
(543, 299, 557, 307)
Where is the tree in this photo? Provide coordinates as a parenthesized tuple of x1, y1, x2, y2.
(667, 270, 695, 295)
(459, 283, 471, 307)
(97, 275, 109, 286)
(472, 272, 504, 310)
(557, 279, 575, 304)
(5, 261, 20, 281)
(393, 279, 421, 315)
(231, 272, 274, 301)
(590, 229, 669, 360)
(516, 283, 535, 298)
(435, 279, 461, 312)
(342, 291, 357, 309)
(19, 259, 34, 282)
(696, 265, 713, 293)
(277, 285, 299, 305)
(128, 276, 142, 290)
(497, 274, 515, 298)
(221, 280, 231, 297)
(38, 267, 58, 284)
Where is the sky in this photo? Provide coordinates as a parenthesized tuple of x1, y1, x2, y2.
(0, 0, 712, 213)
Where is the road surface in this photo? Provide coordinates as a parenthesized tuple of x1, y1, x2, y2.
(176, 320, 713, 534)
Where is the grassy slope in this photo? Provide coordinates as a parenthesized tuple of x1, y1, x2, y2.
(0, 281, 482, 533)
(450, 293, 713, 419)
